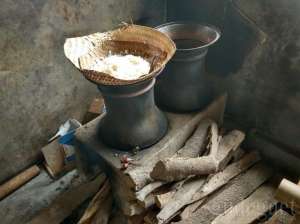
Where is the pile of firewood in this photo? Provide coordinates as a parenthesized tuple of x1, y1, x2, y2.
(117, 118, 261, 224)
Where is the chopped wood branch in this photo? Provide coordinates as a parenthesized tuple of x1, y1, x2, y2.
(151, 156, 218, 182)
(151, 130, 245, 182)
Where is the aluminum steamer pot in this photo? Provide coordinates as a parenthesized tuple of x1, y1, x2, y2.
(155, 22, 221, 112)
(97, 78, 168, 150)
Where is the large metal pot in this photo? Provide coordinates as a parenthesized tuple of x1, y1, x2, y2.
(97, 78, 168, 150)
(155, 22, 221, 112)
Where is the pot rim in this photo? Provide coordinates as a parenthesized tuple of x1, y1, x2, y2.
(155, 21, 221, 52)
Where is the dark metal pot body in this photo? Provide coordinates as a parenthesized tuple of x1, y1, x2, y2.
(97, 79, 168, 151)
(155, 22, 221, 112)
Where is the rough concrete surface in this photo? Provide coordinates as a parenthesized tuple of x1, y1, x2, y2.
(0, 0, 166, 184)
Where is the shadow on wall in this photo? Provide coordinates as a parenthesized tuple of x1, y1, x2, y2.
(167, 0, 300, 152)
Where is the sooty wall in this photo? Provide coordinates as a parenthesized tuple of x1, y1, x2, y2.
(0, 0, 166, 183)
(167, 0, 300, 156)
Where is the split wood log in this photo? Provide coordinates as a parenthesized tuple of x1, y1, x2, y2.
(156, 177, 207, 224)
(151, 130, 245, 182)
(179, 151, 260, 220)
(174, 163, 273, 224)
(0, 165, 40, 200)
(264, 210, 294, 224)
(155, 190, 176, 208)
(125, 95, 227, 191)
(26, 172, 107, 224)
(211, 184, 277, 224)
(190, 151, 260, 204)
(136, 119, 214, 203)
(78, 180, 112, 224)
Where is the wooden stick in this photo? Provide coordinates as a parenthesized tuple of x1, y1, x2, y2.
(78, 180, 111, 224)
(211, 184, 277, 224)
(0, 165, 40, 200)
(174, 163, 273, 224)
(150, 130, 245, 182)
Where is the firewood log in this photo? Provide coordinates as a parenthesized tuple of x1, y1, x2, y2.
(150, 130, 245, 182)
(174, 163, 273, 224)
(211, 184, 277, 224)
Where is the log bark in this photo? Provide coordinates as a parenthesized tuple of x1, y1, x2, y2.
(175, 163, 273, 224)
(0, 165, 40, 200)
(151, 156, 217, 182)
(211, 184, 277, 224)
(151, 130, 245, 182)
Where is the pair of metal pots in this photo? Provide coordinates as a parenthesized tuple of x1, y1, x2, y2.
(97, 22, 221, 151)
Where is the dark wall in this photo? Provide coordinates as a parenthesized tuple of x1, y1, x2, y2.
(167, 0, 300, 152)
(0, 0, 166, 184)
